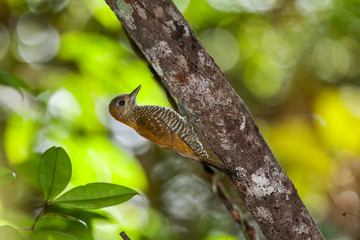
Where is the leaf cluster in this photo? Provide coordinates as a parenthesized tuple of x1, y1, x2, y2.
(0, 146, 138, 239)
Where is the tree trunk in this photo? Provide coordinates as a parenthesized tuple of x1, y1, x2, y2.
(104, 0, 324, 239)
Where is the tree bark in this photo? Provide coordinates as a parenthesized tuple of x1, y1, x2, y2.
(104, 0, 324, 239)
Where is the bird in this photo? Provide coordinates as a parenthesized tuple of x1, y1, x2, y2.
(109, 85, 228, 173)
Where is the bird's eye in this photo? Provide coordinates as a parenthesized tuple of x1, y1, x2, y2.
(118, 100, 125, 106)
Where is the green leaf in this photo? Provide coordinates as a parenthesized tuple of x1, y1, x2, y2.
(0, 225, 25, 240)
(0, 167, 15, 185)
(39, 147, 72, 201)
(0, 71, 31, 93)
(54, 183, 138, 209)
(30, 231, 78, 240)
(45, 205, 109, 229)
(32, 216, 91, 240)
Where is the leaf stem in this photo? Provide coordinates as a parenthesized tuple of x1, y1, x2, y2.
(18, 202, 51, 231)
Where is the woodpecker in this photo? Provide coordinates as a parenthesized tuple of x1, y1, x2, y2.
(109, 85, 227, 173)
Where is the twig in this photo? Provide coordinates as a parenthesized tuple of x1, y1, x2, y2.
(119, 231, 131, 240)
(342, 212, 359, 217)
(203, 164, 257, 240)
(18, 203, 49, 231)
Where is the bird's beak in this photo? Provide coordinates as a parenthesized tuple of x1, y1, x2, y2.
(129, 85, 141, 103)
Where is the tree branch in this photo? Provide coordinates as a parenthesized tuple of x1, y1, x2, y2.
(203, 164, 256, 240)
(105, 0, 324, 239)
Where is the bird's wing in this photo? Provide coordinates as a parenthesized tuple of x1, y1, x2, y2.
(136, 108, 201, 160)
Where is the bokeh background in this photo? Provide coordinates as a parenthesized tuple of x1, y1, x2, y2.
(1, 0, 360, 239)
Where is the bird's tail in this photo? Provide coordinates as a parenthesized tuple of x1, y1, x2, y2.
(200, 156, 232, 175)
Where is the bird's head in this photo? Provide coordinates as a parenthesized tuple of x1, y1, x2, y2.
(109, 85, 141, 125)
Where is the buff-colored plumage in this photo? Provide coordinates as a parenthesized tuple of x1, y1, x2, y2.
(109, 85, 226, 172)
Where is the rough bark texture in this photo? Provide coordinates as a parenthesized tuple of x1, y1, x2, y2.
(105, 0, 325, 239)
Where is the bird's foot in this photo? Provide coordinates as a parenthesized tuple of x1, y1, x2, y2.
(178, 104, 201, 122)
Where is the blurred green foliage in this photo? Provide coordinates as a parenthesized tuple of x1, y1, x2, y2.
(1, 0, 360, 239)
